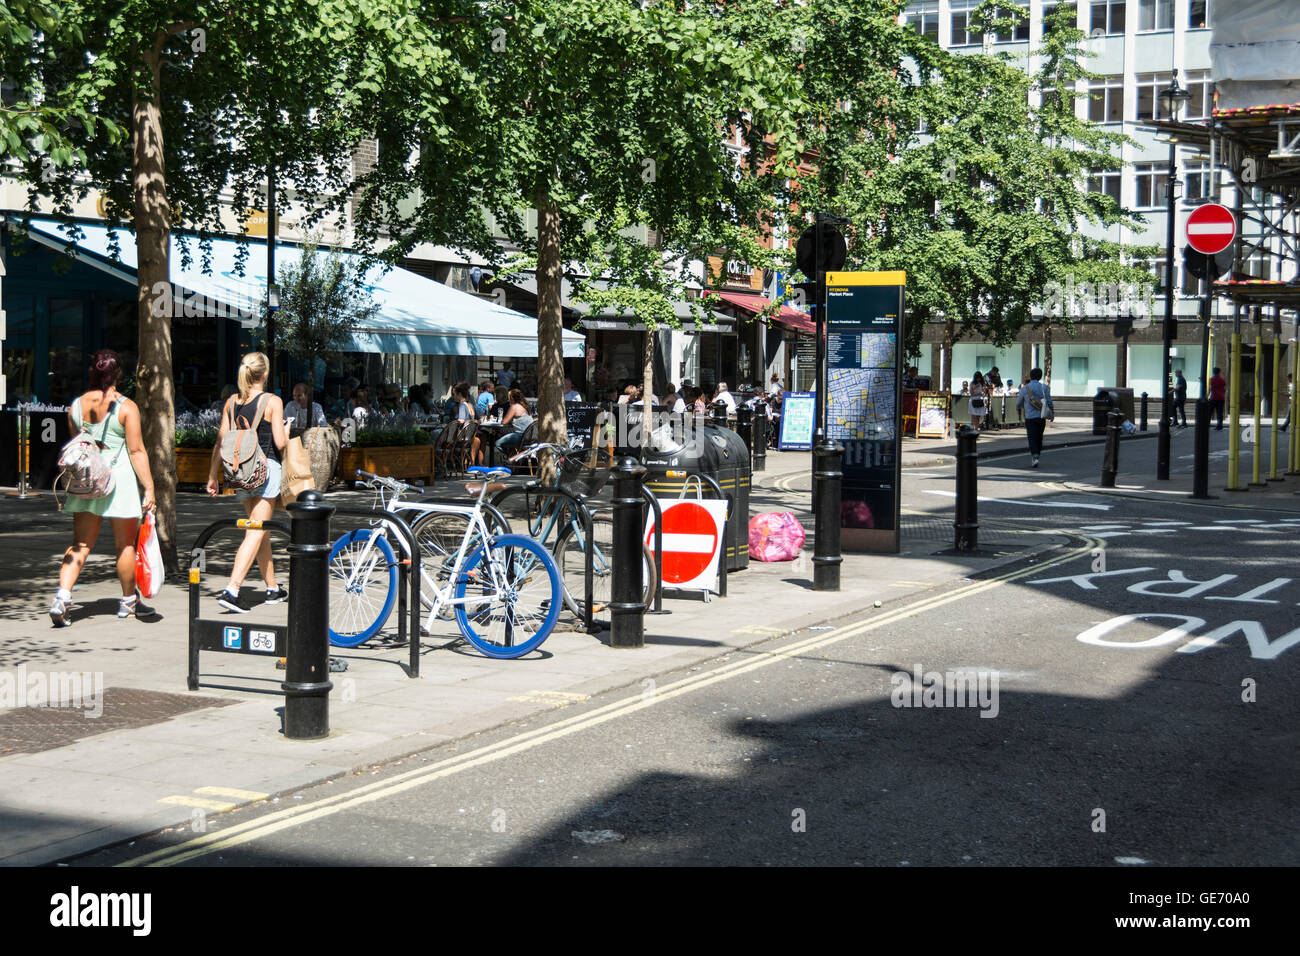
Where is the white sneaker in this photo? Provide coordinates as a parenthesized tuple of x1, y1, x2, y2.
(1032, 456, 1040, 468)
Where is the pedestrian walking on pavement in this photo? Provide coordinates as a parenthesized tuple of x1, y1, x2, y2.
(1016, 367, 1054, 468)
(49, 350, 158, 626)
(1173, 370, 1188, 427)
(1209, 367, 1228, 429)
(207, 351, 289, 613)
(969, 372, 988, 429)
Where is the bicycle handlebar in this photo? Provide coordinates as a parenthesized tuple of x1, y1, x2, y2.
(355, 469, 427, 496)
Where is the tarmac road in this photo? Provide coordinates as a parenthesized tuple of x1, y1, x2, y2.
(71, 442, 1300, 867)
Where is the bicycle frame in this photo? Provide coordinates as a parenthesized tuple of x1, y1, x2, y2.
(339, 471, 530, 640)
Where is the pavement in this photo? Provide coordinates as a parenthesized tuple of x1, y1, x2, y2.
(0, 417, 1293, 866)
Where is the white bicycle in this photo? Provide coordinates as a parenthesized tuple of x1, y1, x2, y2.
(328, 468, 561, 659)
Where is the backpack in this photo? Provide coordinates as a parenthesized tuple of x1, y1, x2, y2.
(220, 394, 269, 490)
(56, 399, 123, 505)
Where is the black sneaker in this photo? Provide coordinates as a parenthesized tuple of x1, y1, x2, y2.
(264, 586, 288, 605)
(217, 589, 252, 613)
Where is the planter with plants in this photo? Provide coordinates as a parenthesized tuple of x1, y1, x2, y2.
(337, 413, 434, 485)
(175, 409, 221, 487)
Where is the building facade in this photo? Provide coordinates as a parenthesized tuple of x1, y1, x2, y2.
(904, 0, 1295, 402)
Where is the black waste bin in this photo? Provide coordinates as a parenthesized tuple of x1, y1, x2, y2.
(1093, 389, 1118, 436)
(619, 413, 750, 573)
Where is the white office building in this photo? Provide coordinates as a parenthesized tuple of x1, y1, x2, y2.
(903, 0, 1294, 399)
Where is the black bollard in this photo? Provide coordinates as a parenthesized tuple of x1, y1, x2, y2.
(737, 405, 753, 458)
(1193, 398, 1213, 499)
(711, 402, 728, 429)
(812, 440, 843, 591)
(283, 490, 335, 740)
(1140, 392, 1149, 432)
(954, 425, 979, 551)
(610, 456, 647, 648)
(753, 402, 767, 473)
(1101, 410, 1121, 488)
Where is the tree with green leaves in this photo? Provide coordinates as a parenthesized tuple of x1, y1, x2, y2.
(740, 0, 1156, 391)
(271, 240, 379, 409)
(350, 0, 803, 467)
(3, 0, 485, 569)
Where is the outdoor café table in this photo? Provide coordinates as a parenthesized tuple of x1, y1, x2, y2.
(476, 419, 504, 466)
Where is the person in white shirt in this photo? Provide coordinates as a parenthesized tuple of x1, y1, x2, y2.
(713, 382, 737, 413)
(663, 383, 686, 414)
(283, 382, 327, 431)
(563, 377, 583, 402)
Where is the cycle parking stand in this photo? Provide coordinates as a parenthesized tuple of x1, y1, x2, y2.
(188, 517, 293, 691)
(638, 485, 666, 614)
(489, 484, 598, 634)
(329, 505, 422, 678)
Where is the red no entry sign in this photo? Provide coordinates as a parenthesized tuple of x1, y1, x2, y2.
(1186, 203, 1237, 255)
(647, 500, 723, 588)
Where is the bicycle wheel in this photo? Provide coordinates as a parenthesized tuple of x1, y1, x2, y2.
(327, 529, 397, 647)
(410, 510, 479, 621)
(554, 515, 656, 616)
(453, 533, 561, 659)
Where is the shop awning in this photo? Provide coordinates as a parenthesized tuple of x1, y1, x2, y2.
(15, 218, 585, 358)
(703, 290, 814, 334)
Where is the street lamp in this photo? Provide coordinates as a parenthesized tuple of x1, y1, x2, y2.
(1157, 75, 1191, 481)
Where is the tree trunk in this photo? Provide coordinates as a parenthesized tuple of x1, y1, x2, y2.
(535, 192, 565, 483)
(942, 316, 954, 394)
(133, 46, 177, 573)
(1043, 323, 1053, 385)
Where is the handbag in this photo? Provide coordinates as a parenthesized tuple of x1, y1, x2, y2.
(278, 435, 315, 505)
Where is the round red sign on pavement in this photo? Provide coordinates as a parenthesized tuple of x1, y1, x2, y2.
(1186, 203, 1237, 256)
(649, 501, 720, 586)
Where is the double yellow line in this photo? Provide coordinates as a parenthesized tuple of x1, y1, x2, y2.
(121, 533, 1095, 867)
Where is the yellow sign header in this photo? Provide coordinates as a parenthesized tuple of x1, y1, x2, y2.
(825, 271, 907, 287)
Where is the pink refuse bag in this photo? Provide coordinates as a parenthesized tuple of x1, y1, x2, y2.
(748, 512, 807, 562)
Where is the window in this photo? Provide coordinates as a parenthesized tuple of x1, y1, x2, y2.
(1043, 2, 1078, 32)
(1135, 162, 1169, 207)
(1186, 70, 1214, 119)
(992, 5, 1030, 42)
(1138, 0, 1174, 31)
(1189, 0, 1211, 29)
(905, 1, 940, 41)
(1136, 72, 1175, 121)
(1089, 168, 1122, 204)
(1136, 258, 1169, 293)
(1068, 357, 1089, 385)
(1181, 265, 1206, 296)
(1088, 75, 1125, 123)
(1184, 160, 1214, 202)
(1090, 0, 1125, 35)
(1245, 251, 1273, 281)
(950, 0, 981, 46)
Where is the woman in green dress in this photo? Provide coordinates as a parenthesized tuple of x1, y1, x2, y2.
(49, 350, 157, 626)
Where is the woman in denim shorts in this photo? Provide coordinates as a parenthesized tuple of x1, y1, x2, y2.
(206, 352, 289, 613)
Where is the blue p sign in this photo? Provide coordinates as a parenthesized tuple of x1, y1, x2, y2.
(223, 626, 242, 649)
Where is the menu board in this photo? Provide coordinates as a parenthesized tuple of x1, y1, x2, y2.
(916, 392, 949, 439)
(825, 272, 905, 554)
(565, 403, 602, 447)
(778, 391, 815, 451)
